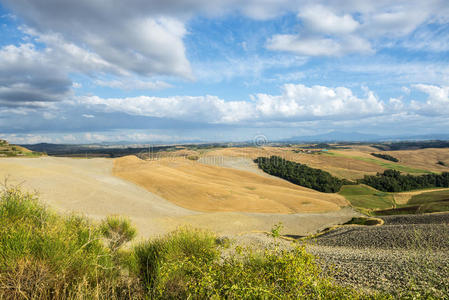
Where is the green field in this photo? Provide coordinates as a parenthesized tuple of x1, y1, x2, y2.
(326, 152, 432, 174)
(339, 184, 395, 210)
(374, 189, 449, 215)
(408, 189, 449, 204)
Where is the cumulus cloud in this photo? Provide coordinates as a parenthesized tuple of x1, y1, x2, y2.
(266, 0, 449, 56)
(299, 5, 359, 34)
(79, 95, 256, 124)
(78, 84, 389, 124)
(3, 0, 192, 78)
(411, 84, 449, 115)
(0, 43, 72, 108)
(254, 84, 385, 120)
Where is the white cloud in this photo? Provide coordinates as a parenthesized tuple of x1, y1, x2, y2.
(82, 114, 95, 118)
(78, 83, 389, 124)
(95, 79, 172, 90)
(266, 34, 372, 56)
(299, 5, 359, 34)
(79, 94, 256, 123)
(267, 0, 449, 56)
(411, 84, 449, 115)
(254, 84, 385, 119)
(4, 1, 192, 78)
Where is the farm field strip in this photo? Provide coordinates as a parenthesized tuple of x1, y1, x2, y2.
(325, 151, 432, 174)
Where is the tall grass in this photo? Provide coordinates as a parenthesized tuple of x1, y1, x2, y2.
(0, 186, 387, 299)
(0, 186, 140, 299)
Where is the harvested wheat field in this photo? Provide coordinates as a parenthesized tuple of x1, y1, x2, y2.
(382, 148, 449, 172)
(0, 156, 358, 239)
(113, 155, 347, 213)
(206, 147, 384, 179)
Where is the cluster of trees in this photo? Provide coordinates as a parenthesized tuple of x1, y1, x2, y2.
(370, 153, 399, 162)
(360, 169, 449, 192)
(255, 156, 352, 193)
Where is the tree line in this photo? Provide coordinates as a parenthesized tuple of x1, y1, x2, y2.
(255, 156, 353, 193)
(370, 153, 399, 162)
(359, 169, 449, 192)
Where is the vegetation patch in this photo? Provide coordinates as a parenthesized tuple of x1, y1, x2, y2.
(0, 186, 137, 299)
(255, 156, 354, 193)
(0, 141, 43, 157)
(343, 217, 383, 226)
(186, 155, 199, 161)
(373, 189, 449, 215)
(339, 184, 395, 210)
(0, 186, 380, 299)
(360, 169, 449, 192)
(371, 153, 399, 162)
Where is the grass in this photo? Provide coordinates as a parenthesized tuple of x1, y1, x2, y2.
(343, 217, 383, 226)
(0, 186, 137, 299)
(373, 189, 449, 215)
(408, 189, 449, 205)
(325, 151, 432, 174)
(339, 184, 395, 210)
(1, 185, 385, 299)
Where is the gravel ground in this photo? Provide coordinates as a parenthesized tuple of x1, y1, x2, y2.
(307, 213, 449, 296)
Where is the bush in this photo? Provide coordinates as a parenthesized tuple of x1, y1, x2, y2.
(186, 155, 200, 161)
(0, 186, 386, 299)
(0, 186, 139, 299)
(100, 216, 136, 252)
(133, 227, 219, 297)
(131, 227, 373, 299)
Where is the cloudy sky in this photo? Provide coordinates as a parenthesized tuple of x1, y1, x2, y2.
(1, 0, 449, 144)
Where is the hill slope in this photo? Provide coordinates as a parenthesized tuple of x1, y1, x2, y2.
(113, 156, 348, 213)
(0, 139, 41, 157)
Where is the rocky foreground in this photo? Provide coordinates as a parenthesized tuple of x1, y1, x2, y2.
(308, 213, 449, 297)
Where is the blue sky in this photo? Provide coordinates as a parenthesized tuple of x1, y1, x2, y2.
(0, 0, 449, 144)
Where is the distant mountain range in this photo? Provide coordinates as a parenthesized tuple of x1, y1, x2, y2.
(283, 131, 449, 143)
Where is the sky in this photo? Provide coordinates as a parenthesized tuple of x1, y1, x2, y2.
(0, 0, 449, 144)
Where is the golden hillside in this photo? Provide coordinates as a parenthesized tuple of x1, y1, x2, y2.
(113, 155, 348, 214)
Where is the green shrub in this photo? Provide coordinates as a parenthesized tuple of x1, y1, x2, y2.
(0, 186, 392, 299)
(186, 155, 200, 161)
(270, 222, 284, 238)
(133, 227, 219, 297)
(0, 186, 139, 299)
(150, 244, 370, 299)
(100, 216, 136, 252)
(132, 227, 375, 299)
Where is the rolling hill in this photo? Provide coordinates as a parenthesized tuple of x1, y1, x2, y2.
(113, 155, 348, 213)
